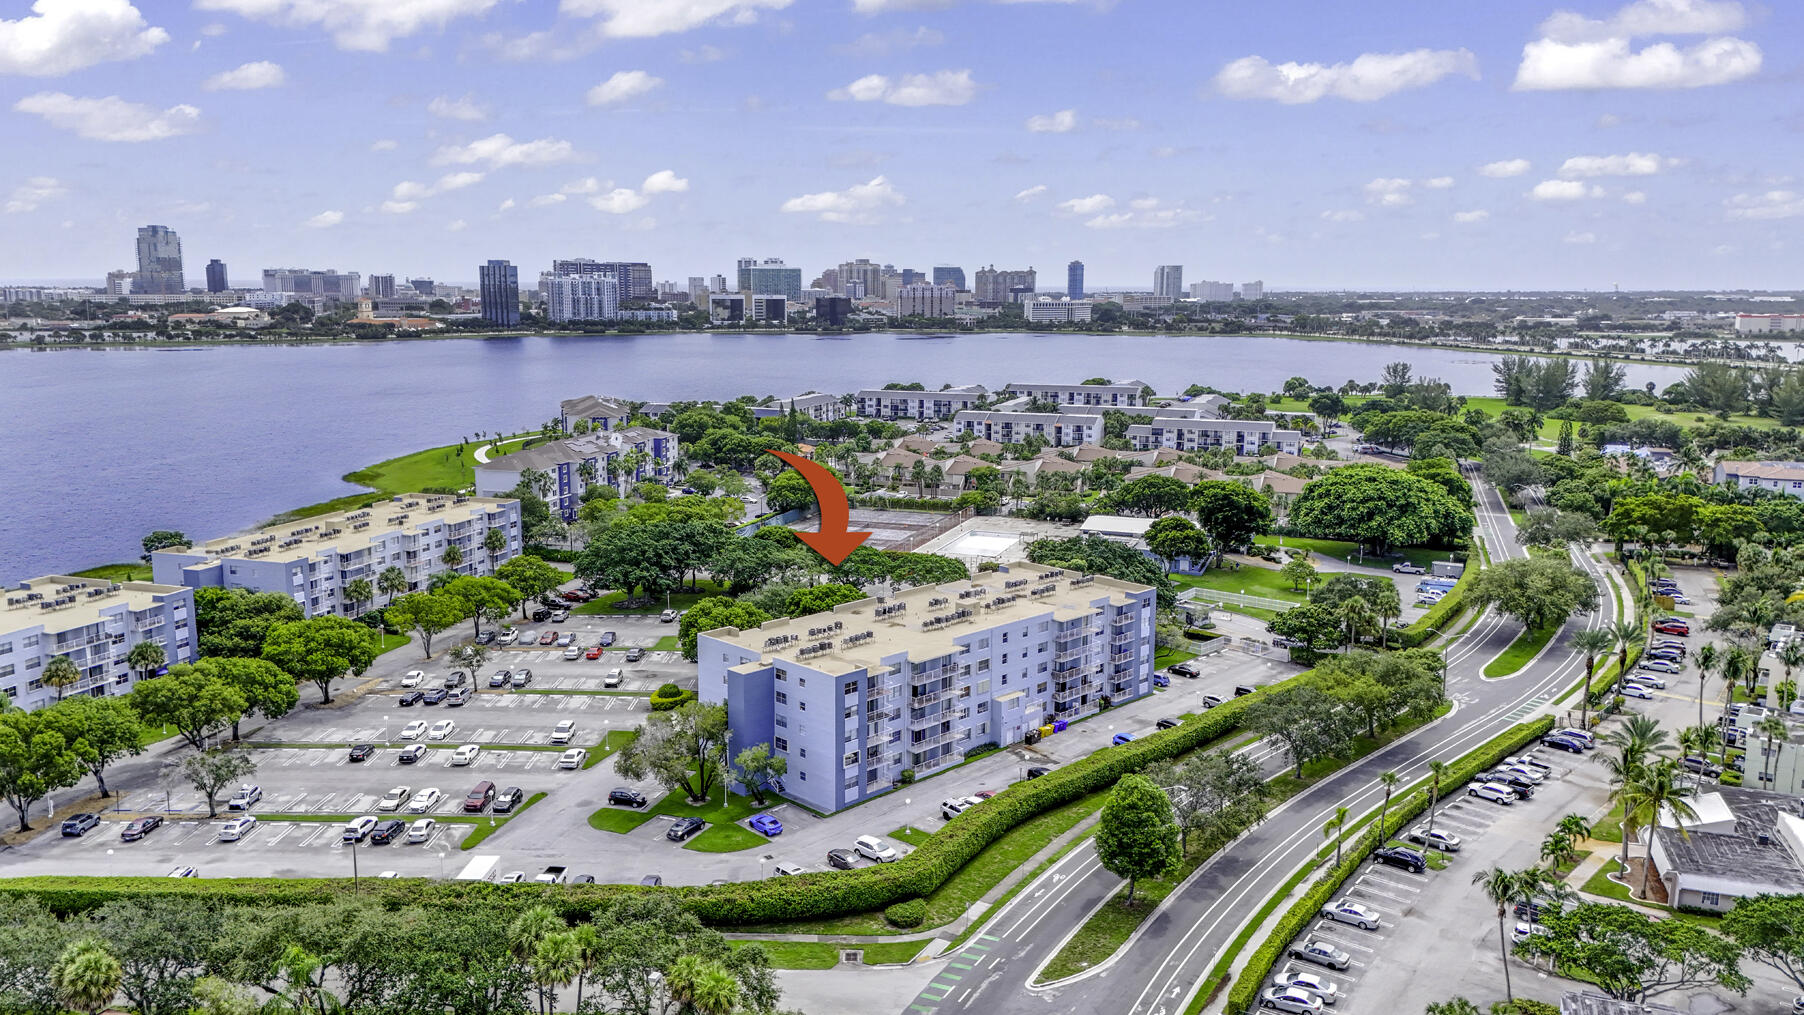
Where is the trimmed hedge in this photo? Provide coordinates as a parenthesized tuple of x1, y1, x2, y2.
(1510, 1000, 1560, 1015)
(1396, 555, 1478, 648)
(1225, 716, 1555, 1015)
(649, 685, 694, 712)
(884, 897, 926, 928)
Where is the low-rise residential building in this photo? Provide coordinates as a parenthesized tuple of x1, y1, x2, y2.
(953, 410, 1100, 446)
(1735, 313, 1804, 334)
(750, 393, 849, 422)
(855, 384, 988, 420)
(559, 394, 633, 432)
(474, 428, 679, 519)
(698, 562, 1155, 813)
(0, 576, 197, 712)
(151, 495, 522, 618)
(1714, 460, 1804, 497)
(1648, 787, 1804, 912)
(1003, 381, 1146, 408)
(1126, 417, 1302, 456)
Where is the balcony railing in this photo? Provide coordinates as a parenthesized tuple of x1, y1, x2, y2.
(910, 686, 954, 707)
(908, 727, 958, 752)
(1111, 632, 1135, 646)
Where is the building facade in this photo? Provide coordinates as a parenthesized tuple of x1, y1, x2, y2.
(0, 576, 198, 713)
(750, 392, 848, 422)
(152, 495, 522, 618)
(1238, 280, 1264, 300)
(205, 259, 228, 293)
(837, 259, 883, 298)
(134, 225, 185, 294)
(1190, 280, 1234, 301)
(854, 385, 988, 420)
(953, 410, 1101, 446)
(1023, 298, 1093, 323)
(367, 274, 397, 298)
(815, 295, 852, 326)
(932, 265, 966, 290)
(697, 562, 1155, 813)
(711, 293, 746, 322)
(1735, 314, 1804, 334)
(478, 260, 520, 326)
(737, 259, 802, 301)
(262, 268, 361, 301)
(550, 259, 652, 300)
(545, 273, 620, 322)
(559, 394, 632, 432)
(1153, 265, 1183, 301)
(898, 283, 957, 318)
(751, 295, 787, 322)
(1126, 417, 1302, 456)
(474, 430, 679, 519)
(1004, 381, 1144, 407)
(1067, 260, 1084, 300)
(1714, 461, 1804, 497)
(973, 265, 1037, 304)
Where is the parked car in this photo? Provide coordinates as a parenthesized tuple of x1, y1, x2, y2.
(1541, 734, 1587, 754)
(660, 609, 679, 623)
(120, 815, 162, 841)
(639, 874, 663, 887)
(940, 797, 982, 820)
(227, 785, 262, 810)
(1405, 827, 1461, 852)
(442, 671, 467, 689)
(370, 819, 407, 844)
(1152, 673, 1171, 688)
(1648, 638, 1686, 654)
(1390, 561, 1427, 574)
(492, 786, 525, 813)
(406, 818, 436, 844)
(488, 670, 513, 688)
(342, 816, 379, 843)
(1505, 754, 1553, 774)
(463, 781, 496, 812)
(408, 788, 442, 813)
(476, 630, 497, 645)
(1651, 620, 1690, 636)
(1512, 922, 1552, 945)
(1260, 988, 1324, 1014)
(217, 816, 258, 842)
(748, 814, 783, 836)
(167, 866, 199, 878)
(604, 669, 623, 688)
(497, 629, 519, 645)
(1111, 732, 1134, 746)
(550, 609, 570, 623)
(559, 748, 586, 769)
(855, 835, 899, 863)
(1169, 662, 1201, 678)
(398, 691, 424, 706)
(1371, 846, 1427, 874)
(349, 743, 377, 763)
(538, 631, 558, 645)
(1025, 766, 1052, 779)
(499, 871, 526, 884)
(532, 608, 551, 623)
(1620, 682, 1657, 699)
(772, 863, 808, 877)
(398, 744, 427, 764)
(60, 813, 101, 837)
(1469, 782, 1516, 805)
(586, 645, 604, 660)
(1631, 672, 1668, 688)
(599, 631, 616, 646)
(1480, 771, 1536, 797)
(667, 817, 705, 842)
(556, 633, 576, 648)
(421, 688, 448, 705)
(1271, 967, 1341, 1005)
(1554, 728, 1595, 748)
(551, 719, 577, 744)
(451, 744, 481, 766)
(1200, 694, 1226, 709)
(1288, 939, 1351, 971)
(400, 671, 425, 687)
(826, 848, 857, 870)
(1680, 756, 1724, 778)
(516, 631, 536, 645)
(1500, 764, 1545, 784)
(1637, 660, 1679, 676)
(1157, 717, 1183, 730)
(1319, 899, 1380, 930)
(1644, 648, 1683, 662)
(512, 669, 534, 688)
(626, 647, 645, 662)
(428, 719, 456, 740)
(377, 786, 412, 811)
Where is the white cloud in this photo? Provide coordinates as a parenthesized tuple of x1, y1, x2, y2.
(445, 219, 467, 231)
(370, 138, 398, 152)
(1621, 190, 1647, 204)
(528, 193, 566, 207)
(828, 69, 976, 106)
(305, 209, 343, 228)
(1013, 184, 1047, 201)
(1514, 1, 1760, 90)
(203, 60, 284, 90)
(779, 175, 905, 224)
(1425, 176, 1455, 189)
(1557, 152, 1673, 176)
(1725, 190, 1804, 220)
(430, 133, 577, 168)
(1529, 179, 1605, 200)
(681, 44, 727, 62)
(1026, 108, 1077, 133)
(1321, 209, 1364, 222)
(4, 175, 65, 213)
(497, 197, 515, 211)
(388, 172, 486, 209)
(560, 0, 793, 39)
(1363, 177, 1414, 206)
(560, 177, 603, 195)
(838, 26, 942, 54)
(200, 22, 227, 36)
(194, 0, 497, 52)
(428, 94, 488, 121)
(380, 200, 417, 214)
(1564, 230, 1598, 244)
(1214, 48, 1478, 103)
(1058, 193, 1115, 215)
(640, 169, 688, 194)
(1128, 197, 1160, 210)
(590, 189, 650, 214)
(1452, 209, 1490, 223)
(586, 69, 663, 106)
(1083, 202, 1201, 230)
(1478, 158, 1532, 178)
(13, 92, 201, 141)
(0, 0, 168, 76)
(849, 0, 954, 11)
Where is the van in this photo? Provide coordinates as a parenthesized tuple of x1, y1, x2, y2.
(445, 686, 471, 707)
(1234, 684, 1260, 697)
(463, 780, 496, 812)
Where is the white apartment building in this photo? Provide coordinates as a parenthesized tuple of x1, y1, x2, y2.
(151, 495, 522, 618)
(855, 384, 988, 420)
(698, 562, 1156, 813)
(1022, 298, 1093, 323)
(1126, 417, 1302, 456)
(545, 274, 620, 322)
(475, 429, 679, 520)
(1154, 265, 1184, 301)
(954, 410, 1101, 446)
(1735, 314, 1804, 334)
(751, 393, 849, 422)
(1714, 461, 1804, 498)
(898, 283, 957, 318)
(0, 576, 197, 712)
(1190, 280, 1234, 301)
(1238, 280, 1265, 300)
(1003, 381, 1145, 407)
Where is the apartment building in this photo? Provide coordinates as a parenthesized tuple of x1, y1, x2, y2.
(262, 267, 361, 301)
(545, 274, 619, 322)
(854, 384, 988, 421)
(1126, 417, 1302, 456)
(151, 495, 522, 618)
(1003, 381, 1146, 408)
(750, 393, 849, 422)
(0, 576, 197, 712)
(697, 562, 1155, 813)
(898, 283, 957, 318)
(475, 429, 679, 519)
(559, 394, 632, 432)
(1190, 280, 1234, 301)
(973, 265, 1037, 304)
(1735, 314, 1804, 334)
(1022, 298, 1093, 323)
(953, 410, 1101, 446)
(1714, 460, 1804, 498)
(1153, 265, 1184, 301)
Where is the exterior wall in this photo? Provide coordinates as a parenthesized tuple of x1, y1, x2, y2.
(1004, 383, 1142, 407)
(1126, 419, 1302, 456)
(474, 433, 679, 520)
(750, 393, 848, 422)
(0, 579, 197, 712)
(1713, 461, 1804, 498)
(1022, 300, 1093, 322)
(854, 388, 986, 420)
(952, 411, 1099, 446)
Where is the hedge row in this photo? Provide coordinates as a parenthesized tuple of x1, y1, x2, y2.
(1396, 554, 1479, 648)
(1224, 716, 1555, 1015)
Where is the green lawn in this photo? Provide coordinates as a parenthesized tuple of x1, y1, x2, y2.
(459, 792, 546, 850)
(648, 784, 766, 825)
(1154, 647, 1197, 670)
(587, 806, 657, 834)
(575, 581, 731, 615)
(583, 729, 637, 770)
(890, 826, 933, 847)
(651, 635, 682, 652)
(1580, 862, 1718, 926)
(1464, 395, 1786, 441)
(136, 722, 179, 749)
(70, 562, 152, 582)
(266, 433, 539, 523)
(728, 940, 841, 969)
(1169, 566, 1306, 622)
(1483, 624, 1558, 678)
(371, 632, 411, 658)
(1252, 535, 1457, 571)
(1590, 799, 1626, 843)
(685, 821, 769, 853)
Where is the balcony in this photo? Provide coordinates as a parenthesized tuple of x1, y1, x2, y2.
(909, 705, 955, 730)
(1052, 685, 1091, 704)
(1110, 650, 1135, 665)
(910, 685, 954, 707)
(908, 725, 958, 750)
(1111, 632, 1135, 647)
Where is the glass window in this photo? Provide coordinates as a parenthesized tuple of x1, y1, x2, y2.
(774, 736, 788, 751)
(775, 691, 787, 705)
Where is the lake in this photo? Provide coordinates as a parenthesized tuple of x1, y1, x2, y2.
(0, 332, 1689, 583)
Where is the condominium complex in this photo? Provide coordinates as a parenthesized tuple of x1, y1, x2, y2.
(134, 225, 185, 294)
(475, 429, 679, 519)
(151, 494, 523, 618)
(854, 384, 989, 420)
(550, 259, 654, 300)
(545, 273, 620, 322)
(479, 260, 521, 327)
(1239, 280, 1265, 300)
(973, 265, 1036, 304)
(262, 267, 361, 301)
(1126, 416, 1302, 456)
(1023, 298, 1093, 323)
(751, 295, 787, 322)
(1190, 280, 1234, 301)
(368, 274, 397, 299)
(953, 410, 1101, 446)
(559, 394, 633, 432)
(750, 393, 849, 422)
(0, 576, 198, 713)
(932, 265, 966, 290)
(898, 282, 957, 318)
(837, 259, 884, 299)
(1003, 381, 1145, 407)
(1153, 265, 1184, 301)
(1714, 460, 1804, 497)
(698, 562, 1156, 813)
(1735, 314, 1804, 334)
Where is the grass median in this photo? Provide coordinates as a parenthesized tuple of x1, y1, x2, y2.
(1483, 624, 1557, 678)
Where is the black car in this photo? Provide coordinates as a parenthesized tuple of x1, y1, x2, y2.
(1513, 900, 1544, 920)
(625, 647, 645, 662)
(475, 630, 497, 645)
(120, 815, 162, 841)
(610, 788, 649, 808)
(1541, 735, 1586, 754)
(826, 848, 857, 870)
(1156, 717, 1182, 730)
(571, 874, 596, 884)
(1481, 771, 1536, 798)
(667, 816, 705, 841)
(488, 671, 512, 688)
(1169, 662, 1200, 678)
(532, 608, 551, 622)
(1680, 756, 1724, 778)
(422, 687, 448, 705)
(60, 813, 101, 837)
(599, 631, 616, 646)
(369, 819, 407, 845)
(1026, 766, 1052, 779)
(1371, 846, 1428, 874)
(398, 691, 424, 706)
(443, 671, 467, 689)
(640, 874, 664, 886)
(349, 743, 377, 762)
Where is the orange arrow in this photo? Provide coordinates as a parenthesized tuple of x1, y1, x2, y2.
(768, 450, 872, 566)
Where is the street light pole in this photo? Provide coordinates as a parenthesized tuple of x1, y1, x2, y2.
(350, 841, 359, 892)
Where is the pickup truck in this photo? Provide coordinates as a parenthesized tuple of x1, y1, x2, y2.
(533, 865, 568, 885)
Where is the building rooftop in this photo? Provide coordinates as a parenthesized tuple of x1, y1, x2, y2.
(705, 562, 1150, 672)
(170, 494, 516, 562)
(3, 575, 188, 631)
(483, 428, 674, 472)
(1719, 460, 1804, 480)
(1652, 786, 1804, 891)
(559, 394, 631, 419)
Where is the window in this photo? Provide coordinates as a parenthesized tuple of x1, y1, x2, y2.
(775, 691, 787, 705)
(1700, 892, 1721, 907)
(799, 748, 807, 758)
(22, 635, 37, 649)
(774, 736, 789, 752)
(798, 677, 806, 687)
(775, 715, 788, 728)
(1002, 653, 1008, 663)
(799, 701, 807, 711)
(977, 659, 991, 672)
(0, 642, 10, 656)
(844, 706, 856, 720)
(774, 668, 787, 681)
(799, 772, 806, 781)
(976, 701, 988, 713)
(977, 679, 991, 695)
(1037, 682, 1048, 694)
(844, 751, 859, 767)
(843, 680, 858, 696)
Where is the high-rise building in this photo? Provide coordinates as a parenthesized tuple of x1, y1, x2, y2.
(409, 278, 435, 295)
(815, 296, 851, 327)
(737, 258, 802, 301)
(973, 265, 1036, 304)
(735, 258, 756, 292)
(550, 258, 653, 300)
(1067, 260, 1084, 300)
(898, 283, 957, 318)
(479, 259, 520, 326)
(105, 270, 136, 295)
(709, 274, 728, 294)
(545, 274, 619, 322)
(1154, 265, 1184, 301)
(932, 265, 966, 290)
(261, 268, 361, 301)
(368, 274, 397, 299)
(1238, 280, 1264, 301)
(205, 259, 228, 293)
(1189, 280, 1234, 301)
(133, 225, 184, 294)
(899, 268, 925, 286)
(837, 258, 883, 298)
(687, 276, 708, 302)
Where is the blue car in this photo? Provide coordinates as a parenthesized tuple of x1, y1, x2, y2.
(1112, 733, 1134, 746)
(748, 814, 783, 837)
(1152, 673, 1170, 688)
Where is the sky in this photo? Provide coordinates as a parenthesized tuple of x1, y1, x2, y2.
(1, 0, 1800, 291)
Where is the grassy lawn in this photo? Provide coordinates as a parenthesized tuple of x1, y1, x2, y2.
(649, 784, 766, 825)
(371, 632, 411, 658)
(575, 581, 731, 615)
(583, 729, 637, 770)
(1154, 647, 1197, 670)
(1039, 835, 1215, 982)
(587, 806, 657, 834)
(136, 722, 179, 748)
(1553, 848, 1592, 879)
(1591, 799, 1626, 843)
(684, 821, 769, 853)
(70, 562, 152, 582)
(1252, 535, 1457, 571)
(728, 940, 840, 969)
(1175, 564, 1307, 602)
(1579, 862, 1719, 926)
(266, 434, 537, 524)
(859, 939, 931, 964)
(651, 635, 682, 652)
(890, 826, 934, 847)
(1483, 624, 1557, 678)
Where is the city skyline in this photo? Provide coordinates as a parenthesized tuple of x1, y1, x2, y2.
(0, 0, 1799, 289)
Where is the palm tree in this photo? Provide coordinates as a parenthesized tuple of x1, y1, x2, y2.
(1469, 867, 1526, 1003)
(1376, 771, 1400, 841)
(51, 939, 122, 1015)
(1570, 628, 1615, 731)
(441, 543, 463, 574)
(1609, 618, 1643, 696)
(343, 578, 373, 617)
(1721, 646, 1756, 703)
(1323, 806, 1350, 867)
(1757, 714, 1789, 788)
(568, 923, 603, 1010)
(664, 953, 741, 1015)
(1337, 596, 1377, 653)
(378, 565, 408, 606)
(125, 640, 165, 682)
(1425, 760, 1450, 837)
(42, 654, 80, 701)
(508, 904, 562, 966)
(484, 527, 507, 570)
(530, 931, 581, 1015)
(1555, 813, 1592, 844)
(1695, 642, 1720, 732)
(1627, 758, 1698, 899)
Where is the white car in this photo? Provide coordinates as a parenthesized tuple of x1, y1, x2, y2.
(451, 744, 481, 766)
(427, 719, 456, 740)
(342, 816, 379, 843)
(217, 816, 258, 842)
(1620, 683, 1656, 699)
(1505, 755, 1553, 774)
(855, 835, 899, 863)
(1630, 673, 1667, 689)
(1405, 827, 1462, 852)
(551, 719, 577, 744)
(1469, 782, 1516, 805)
(563, 646, 581, 660)
(399, 720, 428, 740)
(1638, 659, 1681, 674)
(226, 785, 262, 810)
(1289, 939, 1351, 971)
(940, 796, 983, 820)
(1501, 764, 1544, 784)
(406, 818, 436, 843)
(497, 629, 519, 645)
(517, 631, 536, 645)
(1261, 987, 1325, 1014)
(557, 748, 585, 769)
(1319, 898, 1380, 930)
(1271, 967, 1341, 1005)
(1555, 728, 1594, 748)
(499, 870, 526, 883)
(400, 670, 426, 688)
(604, 668, 623, 688)
(408, 787, 442, 813)
(1512, 921, 1552, 944)
(377, 786, 412, 811)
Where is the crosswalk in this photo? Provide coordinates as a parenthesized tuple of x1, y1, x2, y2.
(909, 935, 1001, 1013)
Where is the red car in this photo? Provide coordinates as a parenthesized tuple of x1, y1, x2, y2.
(538, 631, 558, 645)
(561, 591, 585, 602)
(585, 646, 604, 660)
(1651, 620, 1689, 636)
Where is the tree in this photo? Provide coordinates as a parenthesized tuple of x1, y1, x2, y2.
(1145, 750, 1266, 853)
(1424, 999, 1481, 1015)
(615, 700, 730, 802)
(1722, 893, 1804, 991)
(127, 664, 246, 750)
(708, 537, 799, 594)
(1516, 509, 1599, 549)
(260, 615, 377, 704)
(1279, 556, 1319, 592)
(384, 592, 467, 659)
(1095, 774, 1181, 905)
(676, 597, 773, 661)
(40, 697, 144, 798)
(444, 575, 517, 639)
(1376, 770, 1400, 840)
(1323, 805, 1350, 868)
(342, 578, 374, 615)
(1470, 866, 1529, 1001)
(1288, 464, 1473, 553)
(206, 657, 298, 742)
(139, 530, 188, 562)
(42, 655, 80, 702)
(1467, 556, 1599, 633)
(764, 467, 822, 515)
(52, 939, 121, 1015)
(495, 554, 565, 618)
(483, 526, 508, 569)
(441, 543, 464, 573)
(1025, 534, 1175, 606)
(1269, 603, 1343, 655)
(193, 589, 304, 658)
(125, 641, 165, 681)
(1190, 480, 1274, 549)
(1571, 628, 1617, 730)
(1517, 901, 1750, 1001)
(1145, 517, 1212, 570)
(1103, 474, 1192, 517)
(377, 565, 409, 606)
(182, 749, 256, 819)
(1425, 759, 1450, 838)
(0, 711, 83, 831)
(93, 898, 220, 1015)
(1246, 683, 1354, 777)
(732, 743, 788, 806)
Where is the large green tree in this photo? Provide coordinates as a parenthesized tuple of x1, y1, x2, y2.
(1721, 893, 1804, 991)
(615, 700, 730, 802)
(444, 575, 518, 639)
(494, 554, 565, 618)
(127, 664, 247, 750)
(1245, 682, 1356, 777)
(181, 750, 257, 819)
(1094, 773, 1182, 904)
(1189, 480, 1274, 549)
(192, 589, 305, 658)
(384, 592, 467, 659)
(260, 616, 377, 703)
(1517, 901, 1749, 1002)
(1467, 555, 1600, 633)
(1288, 464, 1472, 553)
(39, 696, 144, 798)
(0, 712, 83, 831)
(205, 657, 298, 742)
(676, 597, 773, 661)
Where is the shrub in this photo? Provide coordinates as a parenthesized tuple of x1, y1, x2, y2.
(963, 742, 1001, 761)
(1508, 1000, 1560, 1015)
(656, 682, 682, 698)
(649, 685, 693, 712)
(899, 769, 916, 785)
(884, 898, 926, 928)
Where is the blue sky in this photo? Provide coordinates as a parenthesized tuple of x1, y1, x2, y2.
(1, 0, 1799, 290)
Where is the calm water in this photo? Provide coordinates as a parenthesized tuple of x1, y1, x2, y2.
(0, 333, 1688, 583)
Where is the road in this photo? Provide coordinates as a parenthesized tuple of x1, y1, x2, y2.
(901, 477, 1620, 1015)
